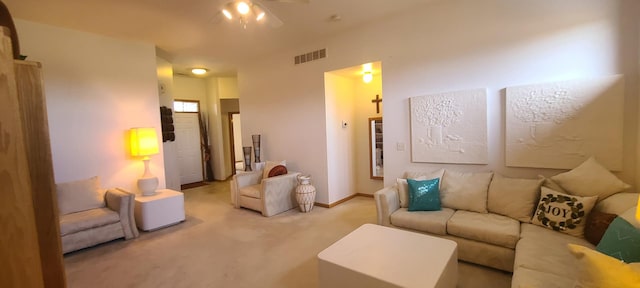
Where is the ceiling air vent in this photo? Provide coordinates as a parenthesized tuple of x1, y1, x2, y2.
(294, 48, 327, 65)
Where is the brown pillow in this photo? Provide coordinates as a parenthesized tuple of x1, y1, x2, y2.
(268, 165, 288, 177)
(584, 210, 617, 246)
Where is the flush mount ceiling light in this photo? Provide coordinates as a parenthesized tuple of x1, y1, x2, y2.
(363, 71, 373, 83)
(191, 68, 208, 75)
(362, 63, 374, 83)
(220, 0, 308, 29)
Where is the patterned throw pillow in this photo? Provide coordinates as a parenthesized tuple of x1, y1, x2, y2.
(267, 165, 288, 177)
(530, 187, 597, 237)
(262, 160, 286, 179)
(407, 178, 441, 211)
(596, 217, 640, 263)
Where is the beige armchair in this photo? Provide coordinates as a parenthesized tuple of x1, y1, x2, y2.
(57, 176, 138, 253)
(231, 170, 301, 217)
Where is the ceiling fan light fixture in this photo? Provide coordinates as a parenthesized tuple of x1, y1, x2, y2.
(222, 9, 233, 19)
(253, 5, 266, 21)
(236, 1, 250, 15)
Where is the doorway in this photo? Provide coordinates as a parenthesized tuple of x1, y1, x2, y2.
(174, 100, 204, 185)
(229, 112, 244, 174)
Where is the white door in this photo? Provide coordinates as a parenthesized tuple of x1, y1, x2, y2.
(174, 113, 203, 184)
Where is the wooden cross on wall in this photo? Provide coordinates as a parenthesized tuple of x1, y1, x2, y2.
(371, 94, 382, 114)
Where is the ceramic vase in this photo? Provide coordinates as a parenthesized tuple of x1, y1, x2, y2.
(295, 175, 316, 213)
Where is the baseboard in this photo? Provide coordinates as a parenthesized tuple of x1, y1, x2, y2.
(314, 193, 373, 208)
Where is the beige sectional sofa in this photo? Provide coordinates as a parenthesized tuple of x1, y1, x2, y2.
(374, 165, 638, 287)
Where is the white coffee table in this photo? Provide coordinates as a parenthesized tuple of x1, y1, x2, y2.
(318, 224, 457, 288)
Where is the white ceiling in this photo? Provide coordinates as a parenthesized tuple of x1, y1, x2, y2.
(4, 0, 432, 76)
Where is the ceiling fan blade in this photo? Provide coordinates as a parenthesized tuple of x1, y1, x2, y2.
(254, 2, 284, 28)
(262, 0, 310, 3)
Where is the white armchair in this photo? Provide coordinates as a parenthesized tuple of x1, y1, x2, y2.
(231, 170, 301, 217)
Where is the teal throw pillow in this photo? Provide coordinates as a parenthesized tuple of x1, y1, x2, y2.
(407, 178, 441, 211)
(596, 217, 640, 263)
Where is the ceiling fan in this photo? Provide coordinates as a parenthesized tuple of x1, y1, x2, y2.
(220, 0, 309, 29)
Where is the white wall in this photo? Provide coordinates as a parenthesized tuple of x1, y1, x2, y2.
(219, 77, 239, 99)
(174, 75, 208, 111)
(204, 77, 227, 180)
(16, 19, 165, 193)
(157, 56, 181, 191)
(324, 73, 356, 203)
(354, 72, 384, 195)
(239, 0, 640, 205)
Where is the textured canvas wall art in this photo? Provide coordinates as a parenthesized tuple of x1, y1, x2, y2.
(410, 89, 488, 164)
(505, 75, 624, 170)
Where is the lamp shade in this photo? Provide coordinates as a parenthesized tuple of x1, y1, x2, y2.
(130, 127, 159, 157)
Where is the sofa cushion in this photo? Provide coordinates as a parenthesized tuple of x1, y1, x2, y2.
(596, 216, 640, 263)
(440, 170, 493, 213)
(515, 223, 594, 277)
(530, 187, 597, 237)
(398, 168, 445, 208)
(56, 176, 106, 215)
(511, 266, 580, 288)
(396, 177, 426, 208)
(487, 174, 543, 222)
(403, 168, 446, 181)
(59, 207, 120, 236)
(539, 175, 567, 193)
(407, 178, 441, 211)
(619, 204, 640, 228)
(390, 207, 455, 235)
(550, 156, 630, 200)
(595, 192, 640, 215)
(239, 184, 261, 199)
(446, 210, 520, 249)
(568, 244, 640, 288)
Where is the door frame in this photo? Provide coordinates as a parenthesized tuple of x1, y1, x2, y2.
(228, 112, 240, 175)
(174, 99, 205, 182)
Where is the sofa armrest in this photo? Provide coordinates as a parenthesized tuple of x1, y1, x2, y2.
(105, 188, 139, 239)
(261, 172, 301, 217)
(374, 186, 400, 226)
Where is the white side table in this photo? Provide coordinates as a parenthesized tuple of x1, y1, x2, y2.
(134, 189, 185, 231)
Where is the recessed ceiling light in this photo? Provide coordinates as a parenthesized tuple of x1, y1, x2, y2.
(191, 68, 208, 75)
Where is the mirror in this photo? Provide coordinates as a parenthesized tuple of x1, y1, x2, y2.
(369, 117, 383, 179)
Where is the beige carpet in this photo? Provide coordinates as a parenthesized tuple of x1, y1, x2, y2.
(64, 181, 512, 288)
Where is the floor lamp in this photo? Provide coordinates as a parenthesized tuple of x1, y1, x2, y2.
(130, 127, 160, 196)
